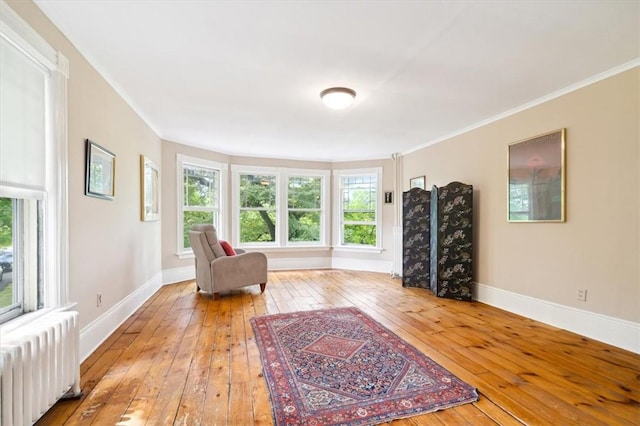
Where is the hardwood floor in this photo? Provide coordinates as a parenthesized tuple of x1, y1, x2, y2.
(37, 270, 639, 425)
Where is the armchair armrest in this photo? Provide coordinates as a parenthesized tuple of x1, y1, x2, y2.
(209, 252, 267, 291)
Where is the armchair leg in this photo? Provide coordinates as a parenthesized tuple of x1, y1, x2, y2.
(213, 292, 220, 300)
(260, 283, 266, 293)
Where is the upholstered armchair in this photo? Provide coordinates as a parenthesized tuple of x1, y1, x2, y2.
(189, 224, 267, 299)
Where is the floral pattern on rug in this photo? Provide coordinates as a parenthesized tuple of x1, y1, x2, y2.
(251, 307, 478, 425)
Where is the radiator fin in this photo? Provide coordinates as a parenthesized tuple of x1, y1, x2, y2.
(1, 311, 81, 425)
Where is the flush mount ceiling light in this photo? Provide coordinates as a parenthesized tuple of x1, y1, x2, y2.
(320, 87, 356, 110)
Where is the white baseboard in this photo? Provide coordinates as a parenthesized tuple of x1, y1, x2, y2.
(331, 257, 392, 274)
(79, 271, 163, 361)
(268, 256, 332, 270)
(475, 282, 640, 354)
(163, 266, 195, 285)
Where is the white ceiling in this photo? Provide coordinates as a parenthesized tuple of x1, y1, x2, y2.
(34, 0, 639, 162)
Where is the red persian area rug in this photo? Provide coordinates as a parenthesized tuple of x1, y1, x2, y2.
(250, 307, 478, 425)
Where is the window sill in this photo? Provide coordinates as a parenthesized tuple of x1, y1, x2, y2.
(181, 246, 382, 255)
(177, 251, 195, 260)
(236, 245, 332, 253)
(332, 246, 384, 254)
(0, 303, 78, 334)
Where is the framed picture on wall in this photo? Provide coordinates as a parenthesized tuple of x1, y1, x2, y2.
(140, 155, 160, 221)
(410, 176, 425, 190)
(85, 139, 116, 200)
(508, 128, 565, 222)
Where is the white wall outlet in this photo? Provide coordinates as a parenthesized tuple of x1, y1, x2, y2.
(577, 288, 587, 302)
(97, 292, 102, 307)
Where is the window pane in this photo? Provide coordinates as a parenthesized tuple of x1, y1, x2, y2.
(342, 176, 376, 211)
(240, 174, 276, 208)
(184, 165, 217, 207)
(288, 211, 320, 242)
(288, 176, 321, 209)
(343, 211, 375, 222)
(240, 210, 276, 243)
(183, 211, 215, 249)
(0, 198, 14, 312)
(343, 224, 376, 246)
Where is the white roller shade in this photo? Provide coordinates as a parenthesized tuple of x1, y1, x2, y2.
(0, 36, 47, 190)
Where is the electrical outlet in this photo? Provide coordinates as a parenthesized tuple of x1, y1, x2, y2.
(577, 289, 587, 302)
(97, 292, 102, 307)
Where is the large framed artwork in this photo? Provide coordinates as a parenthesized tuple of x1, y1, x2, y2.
(508, 128, 565, 222)
(85, 139, 116, 200)
(140, 155, 160, 221)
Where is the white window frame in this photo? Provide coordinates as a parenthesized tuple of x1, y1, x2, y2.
(176, 154, 227, 258)
(285, 169, 330, 246)
(234, 166, 280, 247)
(333, 167, 383, 252)
(231, 165, 330, 249)
(0, 1, 69, 325)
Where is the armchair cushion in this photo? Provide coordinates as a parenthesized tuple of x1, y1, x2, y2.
(219, 240, 236, 256)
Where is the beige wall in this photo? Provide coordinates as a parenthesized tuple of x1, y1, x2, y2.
(8, 1, 163, 329)
(403, 68, 640, 323)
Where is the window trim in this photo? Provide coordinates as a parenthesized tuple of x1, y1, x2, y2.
(0, 1, 69, 324)
(231, 165, 330, 249)
(333, 167, 383, 252)
(176, 154, 227, 257)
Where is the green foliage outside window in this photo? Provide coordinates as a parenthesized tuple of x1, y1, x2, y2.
(183, 211, 215, 248)
(184, 167, 217, 207)
(341, 176, 377, 246)
(0, 198, 12, 248)
(183, 165, 218, 248)
(240, 210, 277, 242)
(288, 177, 321, 242)
(239, 175, 277, 242)
(238, 175, 324, 244)
(344, 224, 376, 245)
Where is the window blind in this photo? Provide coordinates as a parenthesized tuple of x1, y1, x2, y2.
(0, 37, 47, 191)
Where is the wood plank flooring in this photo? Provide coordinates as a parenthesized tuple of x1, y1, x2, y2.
(36, 270, 640, 425)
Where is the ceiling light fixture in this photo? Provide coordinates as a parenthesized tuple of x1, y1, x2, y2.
(320, 87, 356, 110)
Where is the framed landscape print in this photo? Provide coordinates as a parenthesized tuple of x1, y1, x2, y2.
(508, 128, 565, 222)
(140, 155, 160, 221)
(85, 139, 115, 200)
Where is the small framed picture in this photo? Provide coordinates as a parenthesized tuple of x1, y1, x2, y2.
(384, 191, 393, 204)
(140, 155, 160, 221)
(85, 139, 115, 200)
(410, 176, 425, 190)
